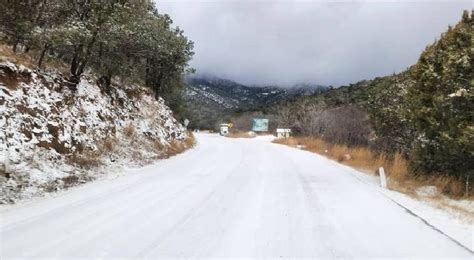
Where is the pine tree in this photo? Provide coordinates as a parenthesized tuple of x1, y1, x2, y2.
(407, 10, 473, 180)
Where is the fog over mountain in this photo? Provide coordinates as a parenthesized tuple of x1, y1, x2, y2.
(157, 0, 471, 87)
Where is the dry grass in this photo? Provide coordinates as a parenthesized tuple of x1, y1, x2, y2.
(124, 87, 144, 100)
(0, 44, 36, 68)
(68, 130, 195, 169)
(0, 43, 69, 74)
(0, 56, 33, 90)
(274, 136, 468, 199)
(100, 137, 118, 153)
(61, 175, 81, 188)
(227, 131, 256, 139)
(0, 69, 31, 90)
(153, 140, 165, 151)
(184, 131, 197, 147)
(274, 137, 392, 172)
(165, 140, 185, 157)
(67, 137, 120, 169)
(123, 123, 136, 138)
(67, 153, 102, 170)
(161, 132, 196, 158)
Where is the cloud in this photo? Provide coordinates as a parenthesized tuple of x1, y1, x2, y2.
(156, 0, 472, 87)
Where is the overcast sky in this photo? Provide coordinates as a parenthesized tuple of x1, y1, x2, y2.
(156, 0, 472, 87)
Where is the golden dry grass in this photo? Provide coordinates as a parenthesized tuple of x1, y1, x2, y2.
(274, 137, 389, 173)
(101, 137, 118, 153)
(67, 152, 103, 170)
(123, 123, 136, 138)
(159, 132, 196, 158)
(184, 131, 197, 147)
(67, 137, 120, 169)
(226, 131, 256, 139)
(0, 44, 36, 67)
(274, 136, 468, 199)
(0, 43, 69, 73)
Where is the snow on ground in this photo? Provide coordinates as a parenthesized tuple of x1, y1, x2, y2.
(0, 62, 188, 203)
(381, 189, 474, 252)
(310, 151, 474, 253)
(0, 133, 472, 258)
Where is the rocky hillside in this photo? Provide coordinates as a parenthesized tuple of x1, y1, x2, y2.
(183, 75, 327, 129)
(0, 62, 191, 203)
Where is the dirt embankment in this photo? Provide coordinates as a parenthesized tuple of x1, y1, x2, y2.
(0, 62, 193, 203)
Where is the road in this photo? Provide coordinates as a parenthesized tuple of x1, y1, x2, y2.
(0, 133, 472, 258)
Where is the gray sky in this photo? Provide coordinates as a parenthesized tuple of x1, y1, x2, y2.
(156, 0, 472, 87)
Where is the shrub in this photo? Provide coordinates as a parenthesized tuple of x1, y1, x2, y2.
(67, 153, 102, 170)
(123, 123, 136, 138)
(407, 11, 473, 180)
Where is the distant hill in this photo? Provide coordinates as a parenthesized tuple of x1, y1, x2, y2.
(261, 11, 473, 181)
(182, 75, 328, 129)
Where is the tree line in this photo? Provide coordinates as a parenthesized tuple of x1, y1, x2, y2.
(0, 0, 194, 99)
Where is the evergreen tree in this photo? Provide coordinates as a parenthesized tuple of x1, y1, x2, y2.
(407, 10, 473, 180)
(0, 0, 194, 106)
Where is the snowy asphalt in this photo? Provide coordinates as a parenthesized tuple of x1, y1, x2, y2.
(0, 133, 472, 258)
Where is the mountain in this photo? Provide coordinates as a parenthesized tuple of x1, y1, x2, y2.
(182, 75, 328, 129)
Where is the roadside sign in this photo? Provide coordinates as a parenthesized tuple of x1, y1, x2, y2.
(251, 118, 269, 132)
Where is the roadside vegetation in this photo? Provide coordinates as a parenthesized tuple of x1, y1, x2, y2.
(273, 137, 471, 199)
(0, 60, 194, 203)
(226, 132, 256, 139)
(270, 11, 473, 198)
(0, 0, 194, 112)
(0, 0, 195, 203)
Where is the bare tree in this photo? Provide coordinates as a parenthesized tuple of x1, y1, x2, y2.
(292, 101, 326, 136)
(319, 105, 371, 146)
(274, 105, 293, 128)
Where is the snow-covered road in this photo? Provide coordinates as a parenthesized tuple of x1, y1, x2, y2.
(0, 133, 472, 258)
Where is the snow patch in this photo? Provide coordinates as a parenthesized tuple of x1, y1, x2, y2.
(0, 62, 188, 203)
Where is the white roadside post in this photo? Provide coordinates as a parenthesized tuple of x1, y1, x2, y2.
(379, 167, 387, 189)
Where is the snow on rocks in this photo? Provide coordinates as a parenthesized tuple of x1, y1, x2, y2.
(448, 88, 467, 97)
(415, 185, 439, 197)
(0, 62, 188, 203)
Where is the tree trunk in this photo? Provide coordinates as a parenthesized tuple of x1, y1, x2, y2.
(69, 46, 88, 84)
(69, 31, 98, 83)
(70, 45, 82, 77)
(37, 43, 49, 69)
(97, 72, 112, 90)
(12, 40, 19, 53)
(145, 58, 152, 86)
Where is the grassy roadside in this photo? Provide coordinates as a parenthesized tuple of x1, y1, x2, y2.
(70, 131, 196, 168)
(273, 137, 473, 209)
(164, 131, 197, 158)
(226, 131, 257, 139)
(22, 131, 197, 196)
